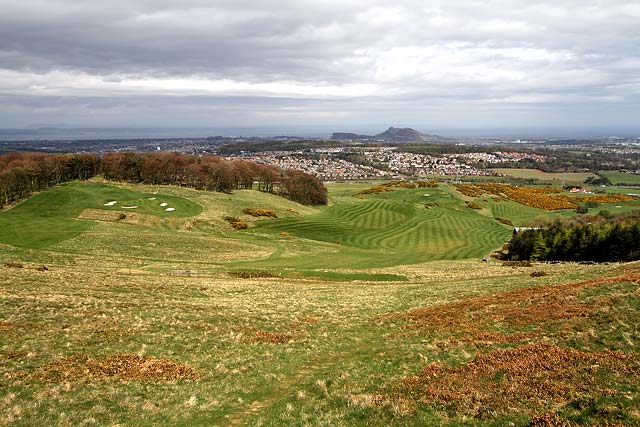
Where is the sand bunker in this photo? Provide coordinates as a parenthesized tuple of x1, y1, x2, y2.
(165, 207, 175, 212)
(103, 201, 117, 206)
(160, 203, 168, 207)
(148, 197, 156, 200)
(122, 206, 138, 209)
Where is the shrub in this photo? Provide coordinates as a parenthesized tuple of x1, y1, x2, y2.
(4, 262, 23, 269)
(117, 213, 127, 220)
(496, 217, 514, 226)
(530, 271, 547, 277)
(228, 271, 276, 279)
(242, 208, 277, 218)
(576, 204, 589, 214)
(502, 261, 533, 267)
(223, 216, 248, 230)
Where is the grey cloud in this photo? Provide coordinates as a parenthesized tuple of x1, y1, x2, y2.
(0, 0, 639, 130)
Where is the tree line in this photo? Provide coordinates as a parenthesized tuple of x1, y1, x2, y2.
(0, 152, 328, 208)
(505, 211, 640, 262)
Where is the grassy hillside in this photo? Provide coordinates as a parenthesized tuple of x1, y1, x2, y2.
(0, 181, 514, 271)
(1, 180, 637, 270)
(1, 251, 638, 426)
(1, 180, 640, 425)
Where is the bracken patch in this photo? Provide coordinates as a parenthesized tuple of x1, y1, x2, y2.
(242, 208, 278, 218)
(0, 321, 13, 331)
(384, 272, 640, 344)
(396, 343, 639, 419)
(32, 354, 199, 382)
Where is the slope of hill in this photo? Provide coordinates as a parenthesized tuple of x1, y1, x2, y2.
(0, 180, 516, 271)
(2, 181, 640, 426)
(1, 232, 638, 426)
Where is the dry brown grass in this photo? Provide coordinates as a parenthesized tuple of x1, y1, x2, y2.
(228, 271, 276, 279)
(0, 321, 13, 331)
(31, 354, 199, 382)
(3, 350, 28, 360)
(397, 343, 639, 419)
(3, 261, 23, 268)
(385, 272, 640, 345)
(242, 208, 278, 218)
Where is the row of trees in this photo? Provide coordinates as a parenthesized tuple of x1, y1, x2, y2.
(0, 152, 328, 208)
(0, 152, 100, 207)
(506, 212, 640, 262)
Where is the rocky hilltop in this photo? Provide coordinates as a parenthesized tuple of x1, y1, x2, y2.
(331, 127, 448, 143)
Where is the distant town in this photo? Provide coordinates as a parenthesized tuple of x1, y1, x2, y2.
(1, 127, 639, 182)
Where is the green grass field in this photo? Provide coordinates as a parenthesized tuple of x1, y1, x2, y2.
(600, 170, 640, 186)
(0, 181, 202, 249)
(1, 180, 640, 426)
(490, 168, 596, 185)
(0, 181, 514, 270)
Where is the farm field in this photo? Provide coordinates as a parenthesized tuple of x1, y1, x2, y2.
(600, 170, 640, 186)
(490, 168, 596, 185)
(1, 180, 640, 426)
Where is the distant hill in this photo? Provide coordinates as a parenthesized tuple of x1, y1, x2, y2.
(331, 127, 450, 143)
(330, 132, 372, 141)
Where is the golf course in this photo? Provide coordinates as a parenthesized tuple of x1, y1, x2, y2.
(1, 179, 640, 426)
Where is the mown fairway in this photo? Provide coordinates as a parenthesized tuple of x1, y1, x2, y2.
(250, 184, 512, 269)
(1, 180, 640, 426)
(0, 180, 514, 271)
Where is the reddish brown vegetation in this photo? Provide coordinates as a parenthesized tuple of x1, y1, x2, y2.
(224, 216, 249, 229)
(386, 272, 639, 345)
(398, 343, 638, 419)
(242, 208, 278, 218)
(466, 201, 482, 210)
(382, 270, 640, 421)
(496, 217, 514, 226)
(228, 271, 276, 279)
(530, 270, 547, 277)
(4, 261, 24, 268)
(0, 151, 327, 208)
(32, 354, 199, 382)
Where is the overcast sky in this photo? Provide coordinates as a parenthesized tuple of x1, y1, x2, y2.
(1, 0, 639, 135)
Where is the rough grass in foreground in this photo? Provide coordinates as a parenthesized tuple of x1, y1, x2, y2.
(397, 343, 637, 419)
(1, 181, 640, 426)
(29, 354, 199, 382)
